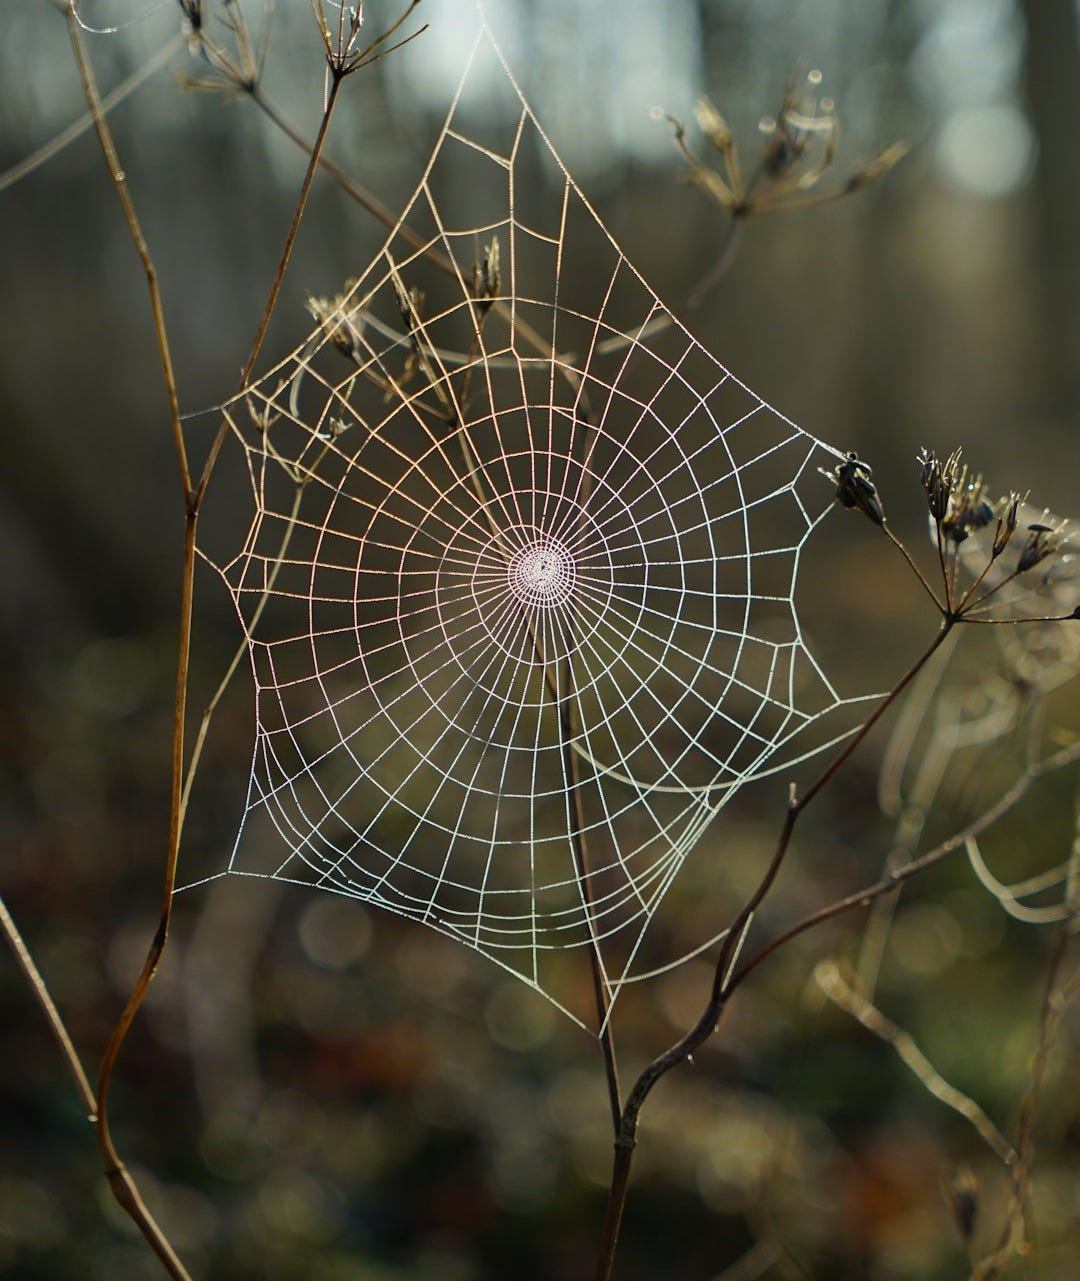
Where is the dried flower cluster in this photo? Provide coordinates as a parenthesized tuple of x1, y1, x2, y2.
(178, 0, 425, 97)
(821, 452, 886, 526)
(307, 281, 366, 363)
(916, 446, 1068, 579)
(665, 70, 908, 220)
(822, 445, 1076, 625)
(913, 447, 1075, 621)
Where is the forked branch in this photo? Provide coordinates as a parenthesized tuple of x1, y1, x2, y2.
(59, 6, 357, 1275)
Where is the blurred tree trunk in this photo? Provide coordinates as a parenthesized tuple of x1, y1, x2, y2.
(1020, 0, 1080, 415)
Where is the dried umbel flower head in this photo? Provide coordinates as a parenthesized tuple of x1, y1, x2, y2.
(941, 465, 994, 545)
(923, 460, 1079, 623)
(308, 280, 366, 364)
(310, 0, 427, 79)
(662, 69, 908, 221)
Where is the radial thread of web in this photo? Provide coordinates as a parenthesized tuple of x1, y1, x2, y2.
(193, 20, 877, 1023)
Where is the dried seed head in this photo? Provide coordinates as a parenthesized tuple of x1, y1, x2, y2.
(693, 97, 734, 152)
(822, 452, 885, 526)
(308, 280, 365, 363)
(470, 236, 501, 316)
(664, 68, 905, 224)
(1017, 517, 1067, 574)
(991, 492, 1022, 558)
(918, 447, 962, 523)
(846, 141, 911, 193)
(942, 465, 993, 544)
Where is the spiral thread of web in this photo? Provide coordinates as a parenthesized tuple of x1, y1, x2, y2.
(200, 23, 873, 1010)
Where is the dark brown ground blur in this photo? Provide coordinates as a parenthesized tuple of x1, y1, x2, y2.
(1, 3, 1078, 1279)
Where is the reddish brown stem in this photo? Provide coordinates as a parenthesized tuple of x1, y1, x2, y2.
(594, 619, 956, 1281)
(64, 12, 349, 1273)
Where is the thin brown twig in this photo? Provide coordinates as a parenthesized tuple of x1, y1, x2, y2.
(0, 33, 183, 194)
(65, 4, 190, 502)
(594, 619, 957, 1281)
(445, 286, 623, 1131)
(62, 9, 198, 1276)
(816, 958, 1017, 1165)
(558, 661, 623, 1132)
(195, 73, 345, 508)
(884, 523, 945, 613)
(0, 892, 97, 1118)
(65, 12, 351, 1272)
(733, 737, 1080, 989)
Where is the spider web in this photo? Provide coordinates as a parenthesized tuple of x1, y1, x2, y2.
(192, 20, 878, 1024)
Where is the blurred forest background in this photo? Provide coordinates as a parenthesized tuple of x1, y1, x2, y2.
(1, 1, 1078, 1279)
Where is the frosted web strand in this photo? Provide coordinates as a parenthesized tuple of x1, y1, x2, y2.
(189, 17, 880, 1023)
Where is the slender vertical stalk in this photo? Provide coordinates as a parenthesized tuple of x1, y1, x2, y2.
(195, 72, 345, 507)
(559, 660, 622, 1134)
(64, 10, 348, 1272)
(594, 618, 957, 1281)
(64, 5, 190, 503)
(446, 308, 622, 1130)
(0, 893, 97, 1118)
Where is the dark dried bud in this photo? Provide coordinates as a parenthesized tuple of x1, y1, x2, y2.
(942, 467, 993, 545)
(393, 277, 425, 329)
(763, 128, 797, 178)
(694, 97, 734, 153)
(307, 279, 365, 363)
(945, 1167, 978, 1244)
(992, 493, 1021, 558)
(823, 452, 885, 526)
(1017, 521, 1064, 574)
(470, 236, 501, 316)
(918, 447, 960, 523)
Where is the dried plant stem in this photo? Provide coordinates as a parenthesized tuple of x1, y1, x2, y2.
(688, 213, 746, 307)
(0, 33, 183, 195)
(64, 6, 189, 502)
(559, 662, 623, 1132)
(0, 892, 97, 1118)
(178, 485, 305, 827)
(99, 69, 344, 1111)
(816, 959, 1017, 1164)
(196, 74, 345, 505)
(972, 931, 1078, 1281)
(565, 408, 623, 1130)
(243, 84, 596, 414)
(90, 514, 196, 1281)
(734, 737, 1080, 987)
(884, 524, 945, 613)
(61, 9, 196, 1276)
(63, 12, 348, 1272)
(595, 620, 956, 1281)
(450, 320, 622, 1130)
